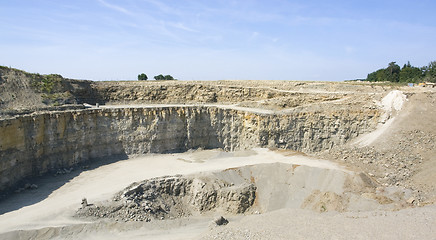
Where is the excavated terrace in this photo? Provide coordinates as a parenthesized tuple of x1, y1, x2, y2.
(1, 75, 435, 239)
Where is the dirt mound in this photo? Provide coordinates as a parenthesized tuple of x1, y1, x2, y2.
(76, 162, 408, 223)
(76, 174, 256, 222)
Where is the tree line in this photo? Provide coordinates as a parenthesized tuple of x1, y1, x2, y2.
(137, 73, 175, 81)
(366, 61, 436, 83)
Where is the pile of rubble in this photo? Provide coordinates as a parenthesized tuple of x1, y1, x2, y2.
(76, 175, 256, 222)
(317, 129, 436, 203)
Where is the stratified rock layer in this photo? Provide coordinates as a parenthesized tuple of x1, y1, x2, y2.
(0, 106, 380, 192)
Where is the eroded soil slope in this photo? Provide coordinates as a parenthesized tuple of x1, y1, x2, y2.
(317, 90, 436, 204)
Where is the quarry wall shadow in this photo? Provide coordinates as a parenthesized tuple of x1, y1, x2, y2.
(0, 154, 128, 215)
(64, 79, 105, 105)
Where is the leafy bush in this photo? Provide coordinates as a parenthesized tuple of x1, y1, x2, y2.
(138, 73, 148, 80)
(154, 74, 175, 80)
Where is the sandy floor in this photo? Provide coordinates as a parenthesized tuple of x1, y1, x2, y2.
(0, 148, 342, 237)
(0, 148, 434, 239)
(199, 205, 436, 240)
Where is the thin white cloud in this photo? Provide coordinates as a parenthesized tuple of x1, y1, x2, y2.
(140, 0, 197, 33)
(142, 0, 183, 16)
(97, 0, 133, 15)
(290, 16, 334, 26)
(167, 22, 197, 32)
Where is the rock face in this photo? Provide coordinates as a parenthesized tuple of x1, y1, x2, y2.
(76, 174, 256, 222)
(0, 106, 380, 192)
(94, 82, 344, 106)
(0, 67, 389, 194)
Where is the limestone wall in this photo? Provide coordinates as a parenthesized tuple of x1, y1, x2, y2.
(0, 106, 380, 192)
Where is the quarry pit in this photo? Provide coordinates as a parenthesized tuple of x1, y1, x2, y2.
(0, 67, 435, 239)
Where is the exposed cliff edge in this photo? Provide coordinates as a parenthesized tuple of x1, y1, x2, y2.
(1, 66, 399, 195)
(0, 105, 380, 192)
(1, 66, 386, 116)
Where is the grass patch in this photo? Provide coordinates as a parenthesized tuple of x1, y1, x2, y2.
(31, 74, 64, 94)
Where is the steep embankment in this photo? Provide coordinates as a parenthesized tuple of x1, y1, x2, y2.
(0, 66, 45, 110)
(0, 66, 99, 115)
(0, 105, 380, 193)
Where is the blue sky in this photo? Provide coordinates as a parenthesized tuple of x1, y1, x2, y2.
(1, 0, 435, 81)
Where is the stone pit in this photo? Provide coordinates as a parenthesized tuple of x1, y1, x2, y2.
(1, 70, 435, 240)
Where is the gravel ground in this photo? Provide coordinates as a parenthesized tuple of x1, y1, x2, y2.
(199, 205, 436, 240)
(316, 90, 436, 205)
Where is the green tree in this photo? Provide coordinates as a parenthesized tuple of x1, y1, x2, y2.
(385, 62, 401, 82)
(375, 68, 387, 82)
(365, 62, 400, 82)
(137, 73, 148, 80)
(424, 61, 436, 82)
(154, 74, 175, 80)
(154, 74, 165, 80)
(366, 69, 385, 82)
(399, 62, 422, 83)
(164, 75, 174, 80)
(366, 60, 436, 83)
(366, 71, 378, 82)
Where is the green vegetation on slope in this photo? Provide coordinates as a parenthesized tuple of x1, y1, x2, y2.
(0, 66, 75, 107)
(31, 74, 63, 93)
